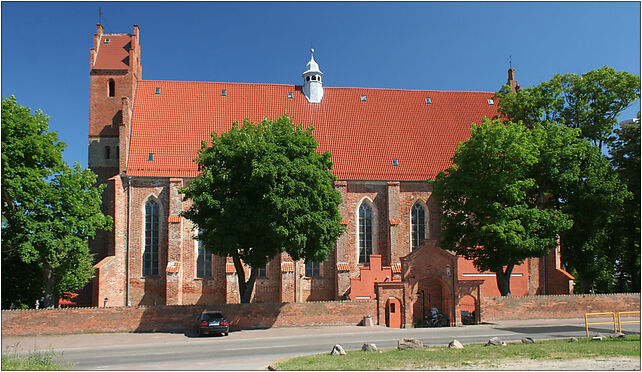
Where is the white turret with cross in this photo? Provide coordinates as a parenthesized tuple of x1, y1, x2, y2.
(302, 49, 324, 103)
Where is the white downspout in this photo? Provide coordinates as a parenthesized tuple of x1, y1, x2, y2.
(126, 175, 132, 306)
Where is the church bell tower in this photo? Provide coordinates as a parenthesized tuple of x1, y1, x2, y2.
(302, 49, 324, 103)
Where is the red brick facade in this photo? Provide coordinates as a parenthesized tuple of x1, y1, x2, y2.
(86, 24, 575, 326)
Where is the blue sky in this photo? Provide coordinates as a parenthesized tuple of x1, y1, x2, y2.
(2, 1, 640, 168)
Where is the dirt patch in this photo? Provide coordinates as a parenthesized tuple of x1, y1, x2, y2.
(433, 357, 640, 370)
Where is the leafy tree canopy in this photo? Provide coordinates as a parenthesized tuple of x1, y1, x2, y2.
(431, 118, 609, 295)
(607, 117, 641, 292)
(495, 67, 639, 293)
(181, 115, 345, 303)
(1, 96, 112, 308)
(496, 66, 640, 151)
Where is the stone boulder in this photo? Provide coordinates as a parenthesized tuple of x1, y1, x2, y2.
(398, 338, 423, 350)
(330, 344, 346, 356)
(614, 333, 626, 338)
(568, 337, 578, 343)
(448, 340, 464, 349)
(521, 337, 535, 344)
(486, 337, 506, 346)
(592, 336, 604, 341)
(362, 343, 378, 352)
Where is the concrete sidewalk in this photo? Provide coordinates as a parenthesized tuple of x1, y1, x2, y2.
(1, 317, 606, 354)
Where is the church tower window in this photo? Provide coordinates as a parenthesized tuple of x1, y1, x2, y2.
(358, 202, 373, 264)
(143, 199, 160, 276)
(108, 79, 115, 97)
(105, 146, 111, 160)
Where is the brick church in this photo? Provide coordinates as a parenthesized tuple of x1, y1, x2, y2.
(87, 24, 574, 326)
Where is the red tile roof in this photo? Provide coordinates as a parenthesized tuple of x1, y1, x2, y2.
(126, 81, 498, 180)
(93, 34, 131, 70)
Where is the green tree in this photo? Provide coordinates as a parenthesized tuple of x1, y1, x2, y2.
(1, 96, 112, 308)
(495, 67, 639, 293)
(608, 117, 641, 292)
(559, 149, 631, 293)
(181, 115, 345, 303)
(432, 119, 578, 295)
(496, 66, 640, 151)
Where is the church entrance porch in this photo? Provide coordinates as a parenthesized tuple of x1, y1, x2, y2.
(414, 277, 450, 327)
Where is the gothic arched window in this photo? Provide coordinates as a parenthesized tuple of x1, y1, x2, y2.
(411, 202, 426, 251)
(358, 202, 373, 264)
(143, 198, 160, 276)
(196, 231, 212, 278)
(108, 79, 115, 97)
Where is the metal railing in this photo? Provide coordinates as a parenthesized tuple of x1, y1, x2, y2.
(617, 311, 641, 333)
(584, 312, 617, 337)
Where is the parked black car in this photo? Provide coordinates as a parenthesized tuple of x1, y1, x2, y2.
(197, 310, 229, 336)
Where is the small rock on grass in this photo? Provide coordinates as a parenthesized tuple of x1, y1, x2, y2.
(521, 337, 535, 344)
(362, 343, 377, 352)
(486, 337, 506, 346)
(613, 333, 626, 338)
(448, 340, 464, 349)
(330, 344, 346, 356)
(267, 365, 277, 371)
(398, 338, 423, 350)
(592, 336, 604, 341)
(568, 337, 578, 343)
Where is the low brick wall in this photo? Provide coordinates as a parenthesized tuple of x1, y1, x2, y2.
(480, 293, 640, 321)
(1, 300, 377, 336)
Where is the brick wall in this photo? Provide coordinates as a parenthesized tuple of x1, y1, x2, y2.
(1, 300, 376, 336)
(480, 293, 640, 321)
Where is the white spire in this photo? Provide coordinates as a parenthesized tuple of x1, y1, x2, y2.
(304, 48, 320, 74)
(302, 48, 323, 103)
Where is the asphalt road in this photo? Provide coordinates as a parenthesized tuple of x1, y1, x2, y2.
(3, 318, 640, 370)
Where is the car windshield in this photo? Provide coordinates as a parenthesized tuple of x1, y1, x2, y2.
(200, 312, 224, 321)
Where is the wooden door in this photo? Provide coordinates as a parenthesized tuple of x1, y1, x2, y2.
(386, 297, 402, 328)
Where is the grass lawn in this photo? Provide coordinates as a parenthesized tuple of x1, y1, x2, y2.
(274, 335, 641, 370)
(1, 350, 72, 370)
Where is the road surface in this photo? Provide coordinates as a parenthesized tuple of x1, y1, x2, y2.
(2, 317, 639, 370)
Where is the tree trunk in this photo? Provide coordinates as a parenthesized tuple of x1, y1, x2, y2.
(41, 264, 57, 308)
(240, 267, 258, 304)
(231, 253, 259, 304)
(495, 264, 514, 296)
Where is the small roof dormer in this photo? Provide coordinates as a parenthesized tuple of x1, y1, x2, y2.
(302, 49, 324, 103)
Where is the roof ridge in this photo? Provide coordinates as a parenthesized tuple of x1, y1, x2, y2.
(326, 86, 495, 94)
(138, 80, 494, 94)
(139, 80, 298, 87)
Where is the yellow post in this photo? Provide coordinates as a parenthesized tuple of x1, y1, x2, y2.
(617, 311, 641, 333)
(584, 312, 617, 337)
